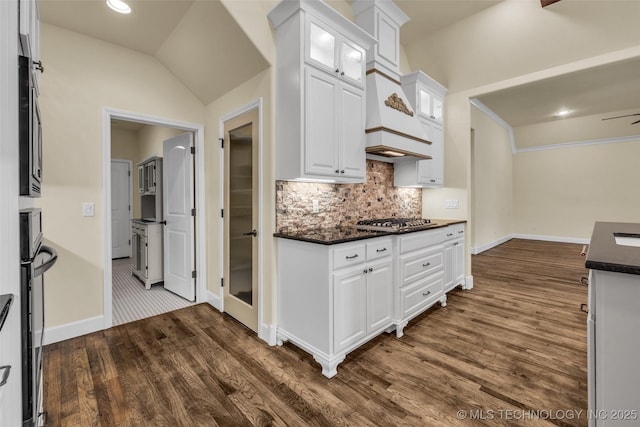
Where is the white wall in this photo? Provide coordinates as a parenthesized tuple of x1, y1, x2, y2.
(513, 139, 640, 240)
(39, 23, 205, 329)
(470, 105, 513, 252)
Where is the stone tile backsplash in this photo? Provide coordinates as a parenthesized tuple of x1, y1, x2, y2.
(276, 160, 422, 232)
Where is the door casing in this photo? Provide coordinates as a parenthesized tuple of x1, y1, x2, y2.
(102, 108, 206, 329)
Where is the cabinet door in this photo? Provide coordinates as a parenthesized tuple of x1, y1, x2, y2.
(339, 39, 365, 88)
(430, 125, 444, 186)
(138, 166, 144, 194)
(145, 163, 156, 193)
(432, 96, 443, 123)
(443, 242, 454, 291)
(141, 235, 148, 279)
(304, 68, 339, 177)
(306, 19, 336, 74)
(453, 239, 465, 285)
(367, 258, 393, 333)
(418, 88, 431, 119)
(333, 266, 367, 352)
(338, 82, 365, 179)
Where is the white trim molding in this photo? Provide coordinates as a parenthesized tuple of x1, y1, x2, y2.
(470, 98, 640, 155)
(515, 134, 640, 153)
(464, 275, 474, 290)
(470, 98, 517, 154)
(102, 107, 207, 330)
(260, 323, 278, 346)
(512, 233, 590, 245)
(44, 316, 104, 345)
(472, 235, 513, 255)
(206, 290, 222, 312)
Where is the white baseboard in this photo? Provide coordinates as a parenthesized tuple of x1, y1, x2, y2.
(206, 290, 222, 311)
(43, 315, 104, 345)
(472, 235, 513, 254)
(259, 323, 277, 346)
(512, 233, 590, 245)
(472, 233, 589, 255)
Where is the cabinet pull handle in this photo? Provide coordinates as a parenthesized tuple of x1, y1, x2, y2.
(335, 68, 340, 73)
(376, 248, 387, 253)
(346, 254, 359, 260)
(447, 233, 453, 237)
(458, 231, 464, 234)
(430, 179, 436, 183)
(340, 71, 345, 76)
(0, 365, 10, 387)
(453, 242, 459, 246)
(422, 291, 431, 297)
(363, 269, 368, 274)
(340, 170, 345, 174)
(423, 262, 431, 267)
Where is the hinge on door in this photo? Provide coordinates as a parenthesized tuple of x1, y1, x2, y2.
(220, 209, 224, 218)
(191, 208, 196, 216)
(128, 205, 131, 211)
(219, 138, 224, 149)
(128, 239, 131, 246)
(190, 146, 195, 155)
(192, 270, 197, 279)
(128, 170, 131, 176)
(220, 278, 224, 288)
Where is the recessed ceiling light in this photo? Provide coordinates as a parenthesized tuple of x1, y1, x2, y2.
(554, 109, 572, 117)
(107, 0, 131, 14)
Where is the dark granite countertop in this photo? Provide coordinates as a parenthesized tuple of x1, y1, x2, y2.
(274, 219, 467, 245)
(586, 222, 640, 275)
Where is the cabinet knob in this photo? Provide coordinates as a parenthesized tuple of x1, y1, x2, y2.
(368, 267, 373, 272)
(340, 170, 345, 174)
(335, 68, 340, 73)
(340, 71, 345, 76)
(335, 169, 340, 174)
(363, 269, 368, 274)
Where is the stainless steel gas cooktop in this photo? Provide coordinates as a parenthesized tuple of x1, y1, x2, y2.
(355, 218, 437, 232)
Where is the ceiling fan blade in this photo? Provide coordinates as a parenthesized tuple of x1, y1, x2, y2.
(602, 113, 640, 121)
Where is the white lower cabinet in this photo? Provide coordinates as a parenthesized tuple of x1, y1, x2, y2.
(443, 224, 466, 293)
(132, 221, 163, 288)
(278, 237, 394, 378)
(277, 223, 467, 377)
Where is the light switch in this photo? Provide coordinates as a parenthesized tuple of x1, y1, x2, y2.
(82, 202, 95, 217)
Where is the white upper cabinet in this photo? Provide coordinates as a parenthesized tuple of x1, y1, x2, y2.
(306, 18, 366, 88)
(395, 71, 448, 188)
(269, 0, 375, 183)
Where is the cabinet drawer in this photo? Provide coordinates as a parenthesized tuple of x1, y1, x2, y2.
(444, 224, 464, 240)
(400, 248, 443, 286)
(366, 238, 392, 261)
(400, 273, 443, 319)
(333, 244, 366, 270)
(399, 229, 444, 254)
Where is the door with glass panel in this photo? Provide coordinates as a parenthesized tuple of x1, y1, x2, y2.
(223, 108, 259, 332)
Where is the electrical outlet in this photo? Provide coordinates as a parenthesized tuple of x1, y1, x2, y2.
(445, 199, 459, 209)
(82, 202, 95, 217)
(312, 200, 319, 213)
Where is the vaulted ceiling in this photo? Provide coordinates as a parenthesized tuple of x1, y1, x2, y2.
(40, 0, 640, 131)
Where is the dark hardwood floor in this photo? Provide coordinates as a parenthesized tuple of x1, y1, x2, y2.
(43, 239, 589, 426)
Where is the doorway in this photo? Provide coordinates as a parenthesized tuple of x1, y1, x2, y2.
(103, 109, 206, 328)
(223, 107, 259, 332)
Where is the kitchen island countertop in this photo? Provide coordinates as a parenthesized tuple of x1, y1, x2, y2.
(274, 219, 467, 245)
(586, 221, 640, 275)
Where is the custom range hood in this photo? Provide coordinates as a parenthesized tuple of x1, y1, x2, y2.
(352, 0, 432, 160)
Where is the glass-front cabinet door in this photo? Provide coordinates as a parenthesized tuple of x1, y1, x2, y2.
(340, 40, 364, 86)
(419, 89, 432, 119)
(308, 20, 336, 71)
(432, 96, 443, 123)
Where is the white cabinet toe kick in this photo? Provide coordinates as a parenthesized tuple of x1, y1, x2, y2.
(276, 223, 469, 378)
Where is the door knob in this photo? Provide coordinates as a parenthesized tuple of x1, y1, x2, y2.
(242, 230, 257, 237)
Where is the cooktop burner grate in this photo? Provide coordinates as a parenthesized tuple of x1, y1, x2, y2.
(355, 218, 435, 231)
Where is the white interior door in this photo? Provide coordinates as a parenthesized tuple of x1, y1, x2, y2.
(111, 160, 131, 259)
(163, 132, 195, 301)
